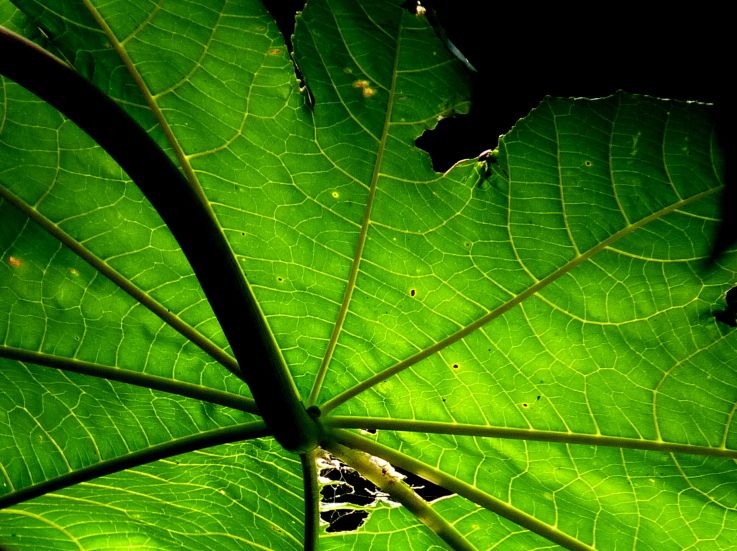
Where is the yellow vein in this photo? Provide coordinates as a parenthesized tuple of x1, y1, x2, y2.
(335, 429, 595, 551)
(0, 184, 241, 377)
(1, 346, 257, 414)
(307, 20, 403, 405)
(326, 439, 475, 551)
(0, 422, 269, 509)
(0, 509, 83, 550)
(326, 417, 737, 459)
(321, 186, 721, 412)
(81, 0, 216, 221)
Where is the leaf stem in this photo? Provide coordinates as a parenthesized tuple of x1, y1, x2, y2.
(300, 449, 320, 551)
(0, 26, 318, 452)
(81, 0, 209, 206)
(320, 186, 720, 414)
(306, 8, 403, 406)
(0, 422, 270, 509)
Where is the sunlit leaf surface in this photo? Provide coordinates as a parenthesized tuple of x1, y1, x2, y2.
(1, 0, 735, 549)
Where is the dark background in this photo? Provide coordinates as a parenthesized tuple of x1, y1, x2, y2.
(265, 1, 730, 166)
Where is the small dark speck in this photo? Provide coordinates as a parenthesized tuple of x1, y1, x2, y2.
(452, 363, 459, 369)
(410, 289, 416, 297)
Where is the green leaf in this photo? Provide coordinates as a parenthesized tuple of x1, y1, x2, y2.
(1, 0, 736, 549)
(0, 438, 304, 550)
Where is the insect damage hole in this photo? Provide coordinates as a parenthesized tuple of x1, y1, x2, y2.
(316, 451, 453, 533)
(714, 286, 737, 327)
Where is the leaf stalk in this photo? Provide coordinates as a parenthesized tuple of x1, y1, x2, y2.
(0, 26, 318, 452)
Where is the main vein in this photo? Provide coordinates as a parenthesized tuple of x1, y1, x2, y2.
(81, 0, 209, 206)
(326, 417, 737, 458)
(0, 346, 257, 413)
(321, 186, 721, 412)
(0, 422, 269, 509)
(0, 185, 240, 376)
(306, 18, 403, 405)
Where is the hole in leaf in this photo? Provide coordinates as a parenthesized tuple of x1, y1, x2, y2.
(261, 0, 313, 108)
(317, 452, 453, 532)
(714, 286, 737, 327)
(416, 116, 493, 173)
(400, 0, 426, 15)
(261, 0, 304, 51)
(726, 286, 737, 309)
(321, 509, 369, 533)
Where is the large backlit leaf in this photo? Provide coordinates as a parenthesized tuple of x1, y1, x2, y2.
(1, 0, 735, 549)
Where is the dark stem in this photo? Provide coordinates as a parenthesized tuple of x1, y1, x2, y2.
(300, 450, 320, 551)
(0, 26, 319, 452)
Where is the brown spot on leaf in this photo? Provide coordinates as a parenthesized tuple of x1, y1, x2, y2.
(7, 256, 22, 268)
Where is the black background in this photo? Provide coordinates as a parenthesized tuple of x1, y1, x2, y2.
(265, 1, 730, 167)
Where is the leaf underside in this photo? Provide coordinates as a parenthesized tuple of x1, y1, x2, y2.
(1, 1, 736, 550)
